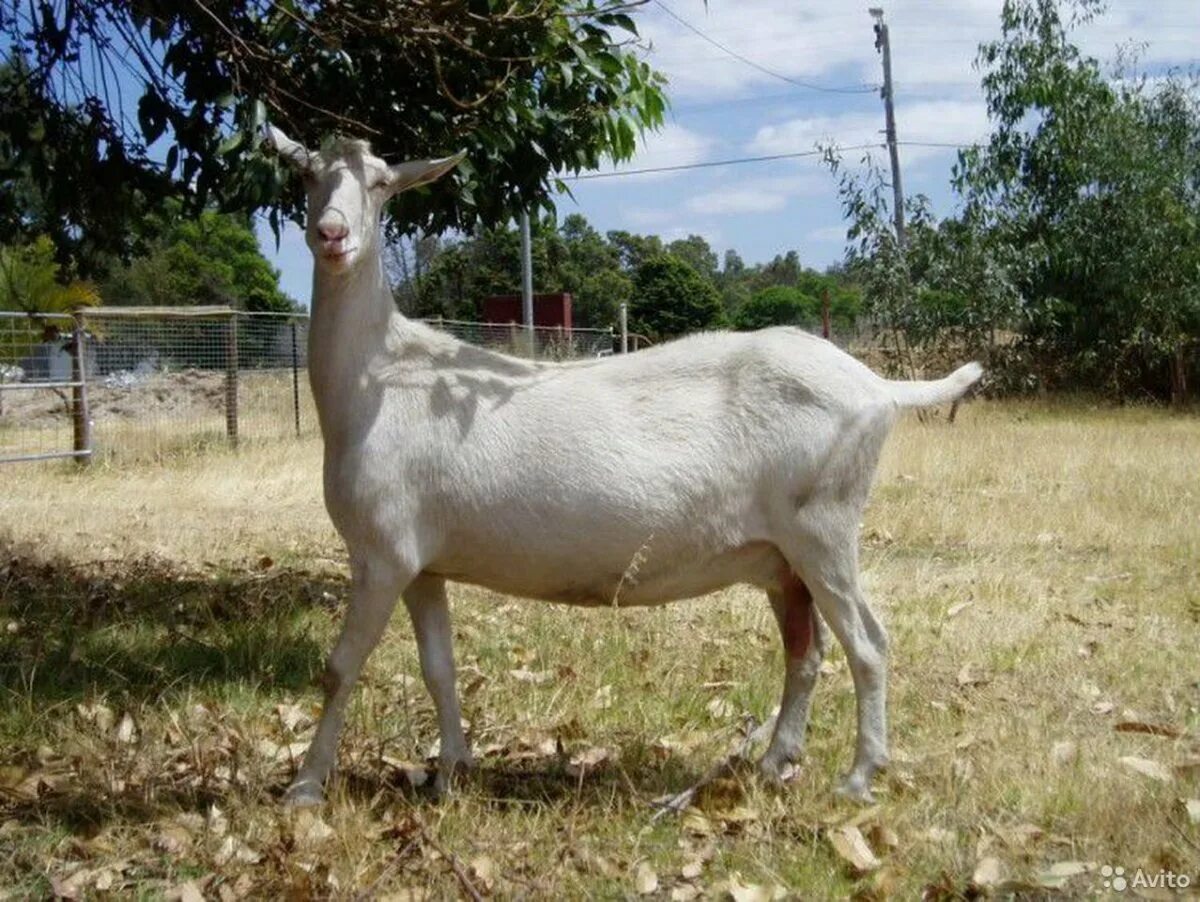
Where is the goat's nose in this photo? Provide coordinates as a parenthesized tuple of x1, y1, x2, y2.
(317, 222, 349, 243)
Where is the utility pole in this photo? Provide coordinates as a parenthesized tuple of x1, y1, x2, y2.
(519, 210, 535, 357)
(870, 8, 906, 250)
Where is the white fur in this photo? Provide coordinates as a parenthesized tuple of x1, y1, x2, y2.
(262, 127, 983, 805)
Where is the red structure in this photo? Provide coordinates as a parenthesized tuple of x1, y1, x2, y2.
(483, 293, 573, 331)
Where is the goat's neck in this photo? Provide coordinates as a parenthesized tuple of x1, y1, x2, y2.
(308, 246, 396, 438)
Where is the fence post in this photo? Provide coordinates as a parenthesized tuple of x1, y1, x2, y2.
(821, 287, 831, 340)
(619, 302, 629, 353)
(290, 318, 301, 437)
(225, 312, 239, 447)
(71, 311, 92, 466)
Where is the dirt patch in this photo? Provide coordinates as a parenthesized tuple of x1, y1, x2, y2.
(2, 369, 231, 427)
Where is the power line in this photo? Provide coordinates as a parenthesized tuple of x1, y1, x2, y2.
(651, 0, 880, 95)
(565, 140, 980, 181)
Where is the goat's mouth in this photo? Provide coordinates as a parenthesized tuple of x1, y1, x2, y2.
(320, 245, 357, 264)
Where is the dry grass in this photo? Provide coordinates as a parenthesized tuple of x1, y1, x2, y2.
(1, 400, 1198, 899)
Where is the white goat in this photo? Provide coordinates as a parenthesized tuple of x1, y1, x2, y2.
(264, 126, 983, 807)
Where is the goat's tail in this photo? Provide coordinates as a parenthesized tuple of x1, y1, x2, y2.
(886, 362, 984, 408)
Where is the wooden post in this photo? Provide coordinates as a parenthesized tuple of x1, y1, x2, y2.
(71, 312, 92, 465)
(619, 302, 629, 353)
(821, 287, 831, 340)
(225, 313, 239, 447)
(290, 318, 301, 436)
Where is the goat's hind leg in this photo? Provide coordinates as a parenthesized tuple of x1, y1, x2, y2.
(760, 573, 831, 782)
(284, 558, 408, 807)
(781, 527, 889, 803)
(403, 574, 472, 795)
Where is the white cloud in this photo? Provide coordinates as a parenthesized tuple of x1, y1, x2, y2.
(633, 1, 1196, 103)
(686, 174, 826, 215)
(598, 122, 715, 181)
(806, 225, 849, 244)
(747, 100, 990, 165)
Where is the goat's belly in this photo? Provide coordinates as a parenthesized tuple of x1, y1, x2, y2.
(428, 540, 786, 607)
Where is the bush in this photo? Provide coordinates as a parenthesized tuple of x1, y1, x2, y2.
(630, 255, 725, 340)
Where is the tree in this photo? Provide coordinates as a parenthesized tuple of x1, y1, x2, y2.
(1, 1, 667, 276)
(732, 286, 819, 331)
(954, 0, 1200, 400)
(0, 236, 99, 314)
(667, 235, 718, 281)
(102, 212, 294, 312)
(606, 230, 665, 272)
(630, 255, 725, 340)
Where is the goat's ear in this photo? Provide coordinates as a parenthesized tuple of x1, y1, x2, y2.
(387, 151, 466, 193)
(261, 124, 313, 171)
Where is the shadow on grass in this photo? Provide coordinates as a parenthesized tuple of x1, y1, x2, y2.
(336, 740, 719, 814)
(0, 541, 344, 705)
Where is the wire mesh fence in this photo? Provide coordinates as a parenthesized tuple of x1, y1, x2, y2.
(429, 317, 614, 359)
(0, 308, 614, 465)
(0, 312, 83, 463)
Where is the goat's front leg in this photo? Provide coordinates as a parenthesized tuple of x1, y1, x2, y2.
(760, 574, 831, 781)
(284, 559, 408, 807)
(403, 574, 472, 795)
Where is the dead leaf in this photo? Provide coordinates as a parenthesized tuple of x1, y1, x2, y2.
(946, 601, 973, 619)
(469, 855, 496, 892)
(828, 825, 880, 873)
(276, 703, 312, 734)
(566, 746, 611, 778)
(154, 823, 194, 855)
(1036, 861, 1092, 889)
(51, 868, 96, 900)
(292, 810, 335, 849)
(725, 874, 785, 902)
(972, 857, 1004, 889)
(695, 776, 747, 813)
(76, 702, 115, 733)
(867, 823, 899, 851)
(1120, 755, 1172, 783)
(706, 696, 735, 719)
(206, 804, 228, 837)
(1051, 740, 1078, 766)
(956, 663, 990, 688)
(592, 684, 614, 709)
(115, 712, 138, 744)
(634, 861, 659, 895)
(998, 823, 1043, 847)
(509, 668, 553, 685)
(1182, 798, 1200, 825)
(168, 880, 206, 902)
(214, 835, 261, 866)
(1114, 720, 1183, 739)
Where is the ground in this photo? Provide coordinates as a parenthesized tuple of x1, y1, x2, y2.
(0, 400, 1197, 899)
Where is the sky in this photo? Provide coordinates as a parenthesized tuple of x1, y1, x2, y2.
(257, 0, 1200, 306)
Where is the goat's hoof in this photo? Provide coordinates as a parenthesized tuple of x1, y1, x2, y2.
(757, 753, 801, 785)
(834, 775, 876, 805)
(282, 779, 324, 808)
(432, 755, 475, 798)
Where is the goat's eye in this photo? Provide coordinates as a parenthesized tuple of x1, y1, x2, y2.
(372, 178, 391, 191)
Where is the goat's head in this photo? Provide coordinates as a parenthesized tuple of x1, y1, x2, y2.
(263, 125, 463, 276)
